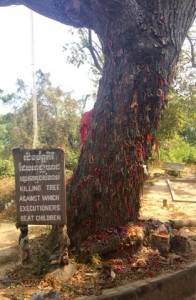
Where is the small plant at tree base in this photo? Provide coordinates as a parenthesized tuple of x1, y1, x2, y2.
(33, 253, 51, 276)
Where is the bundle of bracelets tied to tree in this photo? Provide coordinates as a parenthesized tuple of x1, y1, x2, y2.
(69, 50, 169, 243)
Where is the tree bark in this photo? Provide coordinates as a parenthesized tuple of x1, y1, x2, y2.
(0, 0, 195, 246)
(66, 0, 196, 246)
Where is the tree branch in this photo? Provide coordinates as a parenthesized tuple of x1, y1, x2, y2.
(186, 34, 196, 68)
(0, 0, 20, 5)
(0, 0, 142, 35)
(87, 29, 102, 73)
(0, 0, 95, 29)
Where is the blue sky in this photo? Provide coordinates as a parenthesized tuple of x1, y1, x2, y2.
(0, 5, 94, 112)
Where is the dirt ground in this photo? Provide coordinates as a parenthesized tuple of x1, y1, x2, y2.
(0, 224, 45, 281)
(140, 178, 196, 222)
(0, 167, 195, 299)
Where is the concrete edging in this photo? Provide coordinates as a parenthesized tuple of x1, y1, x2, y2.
(166, 179, 196, 203)
(77, 263, 196, 300)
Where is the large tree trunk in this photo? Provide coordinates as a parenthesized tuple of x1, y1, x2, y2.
(66, 1, 196, 246)
(0, 0, 195, 247)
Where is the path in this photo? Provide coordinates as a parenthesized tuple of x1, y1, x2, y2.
(0, 223, 18, 282)
(140, 178, 196, 221)
(0, 223, 44, 283)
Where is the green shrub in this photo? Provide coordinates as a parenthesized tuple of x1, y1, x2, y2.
(65, 148, 79, 170)
(159, 135, 196, 164)
(0, 159, 14, 178)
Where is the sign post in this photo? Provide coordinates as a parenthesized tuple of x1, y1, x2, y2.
(13, 147, 67, 264)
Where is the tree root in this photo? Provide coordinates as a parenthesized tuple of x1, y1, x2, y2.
(170, 219, 196, 229)
(76, 219, 195, 262)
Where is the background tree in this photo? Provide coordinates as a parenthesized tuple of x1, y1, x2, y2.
(152, 88, 196, 164)
(150, 28, 196, 164)
(0, 0, 195, 247)
(173, 37, 196, 146)
(0, 70, 81, 170)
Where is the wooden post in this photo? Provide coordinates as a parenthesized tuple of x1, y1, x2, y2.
(18, 224, 30, 264)
(58, 225, 70, 266)
(163, 199, 167, 207)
